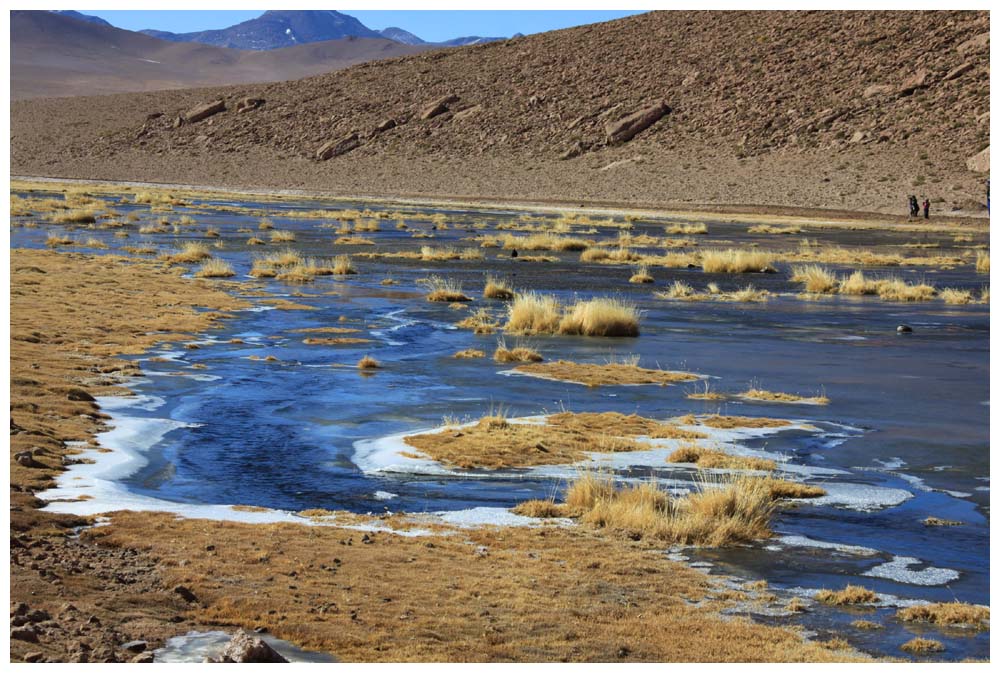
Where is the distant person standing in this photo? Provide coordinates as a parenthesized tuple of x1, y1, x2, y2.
(922, 198, 930, 219)
(908, 195, 919, 218)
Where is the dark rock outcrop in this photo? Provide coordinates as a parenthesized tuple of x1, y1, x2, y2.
(316, 133, 360, 160)
(184, 100, 226, 123)
(605, 101, 670, 144)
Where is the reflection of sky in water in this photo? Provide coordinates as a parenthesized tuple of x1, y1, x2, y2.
(14, 191, 989, 661)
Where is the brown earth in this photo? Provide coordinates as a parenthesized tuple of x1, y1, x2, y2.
(9, 248, 865, 663)
(11, 10, 430, 100)
(10, 10, 990, 217)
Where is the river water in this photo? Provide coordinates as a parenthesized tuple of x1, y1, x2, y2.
(14, 189, 989, 660)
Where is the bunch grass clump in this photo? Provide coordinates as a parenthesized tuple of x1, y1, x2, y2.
(357, 355, 381, 370)
(791, 265, 838, 294)
(815, 585, 878, 605)
(900, 638, 944, 655)
(270, 230, 296, 242)
(505, 292, 563, 334)
(896, 602, 989, 630)
(493, 339, 542, 363)
(565, 473, 776, 547)
(165, 241, 212, 263)
(194, 258, 236, 278)
(423, 276, 471, 302)
(629, 265, 655, 284)
(483, 275, 515, 300)
(558, 297, 640, 337)
(975, 251, 989, 273)
(332, 254, 357, 275)
(702, 249, 776, 274)
(667, 444, 777, 471)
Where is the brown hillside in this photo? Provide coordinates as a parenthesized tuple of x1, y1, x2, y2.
(11, 10, 430, 99)
(10, 11, 990, 215)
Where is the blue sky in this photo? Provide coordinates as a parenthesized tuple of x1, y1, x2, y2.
(80, 10, 645, 42)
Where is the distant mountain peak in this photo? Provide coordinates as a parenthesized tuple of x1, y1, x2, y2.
(379, 27, 426, 45)
(50, 10, 112, 27)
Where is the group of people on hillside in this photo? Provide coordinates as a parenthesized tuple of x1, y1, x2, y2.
(908, 195, 930, 219)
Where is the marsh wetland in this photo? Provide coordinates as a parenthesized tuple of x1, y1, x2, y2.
(11, 183, 989, 661)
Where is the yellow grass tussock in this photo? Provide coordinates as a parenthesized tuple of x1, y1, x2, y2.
(815, 585, 878, 605)
(896, 602, 989, 630)
(483, 275, 515, 300)
(423, 276, 472, 302)
(493, 339, 543, 363)
(702, 249, 776, 274)
(558, 297, 640, 337)
(900, 638, 944, 655)
(194, 258, 236, 278)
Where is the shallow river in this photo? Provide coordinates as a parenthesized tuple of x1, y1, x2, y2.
(13, 189, 989, 660)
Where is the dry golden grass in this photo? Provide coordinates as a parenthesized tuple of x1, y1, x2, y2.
(748, 225, 802, 234)
(741, 388, 829, 405)
(558, 297, 640, 337)
(815, 585, 879, 605)
(629, 265, 655, 284)
(939, 288, 974, 305)
(874, 277, 936, 302)
(665, 223, 708, 235)
(420, 245, 483, 261)
(900, 638, 945, 655)
(790, 265, 838, 294)
(423, 276, 472, 302)
(505, 292, 563, 334)
(246, 237, 265, 245)
(511, 499, 567, 518)
(82, 507, 862, 664)
(686, 381, 727, 401)
(483, 275, 515, 300)
(194, 258, 236, 278)
(357, 355, 381, 369)
(702, 249, 776, 274)
(248, 260, 277, 278)
(512, 358, 698, 387)
(45, 233, 73, 247)
(49, 207, 99, 224)
(656, 281, 768, 303)
(493, 340, 543, 363)
(896, 602, 989, 630)
(332, 254, 357, 275)
(455, 308, 499, 334)
(699, 415, 791, 429)
(838, 270, 879, 295)
(976, 250, 989, 273)
(498, 233, 591, 251)
(164, 241, 212, 263)
(981, 287, 990, 303)
(566, 473, 776, 547)
(851, 620, 882, 630)
(922, 516, 963, 527)
(258, 218, 274, 230)
(403, 411, 702, 469)
(764, 479, 826, 499)
(334, 236, 375, 245)
(453, 348, 485, 359)
(270, 230, 296, 242)
(667, 445, 777, 471)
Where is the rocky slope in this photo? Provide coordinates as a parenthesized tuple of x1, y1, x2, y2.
(11, 10, 990, 215)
